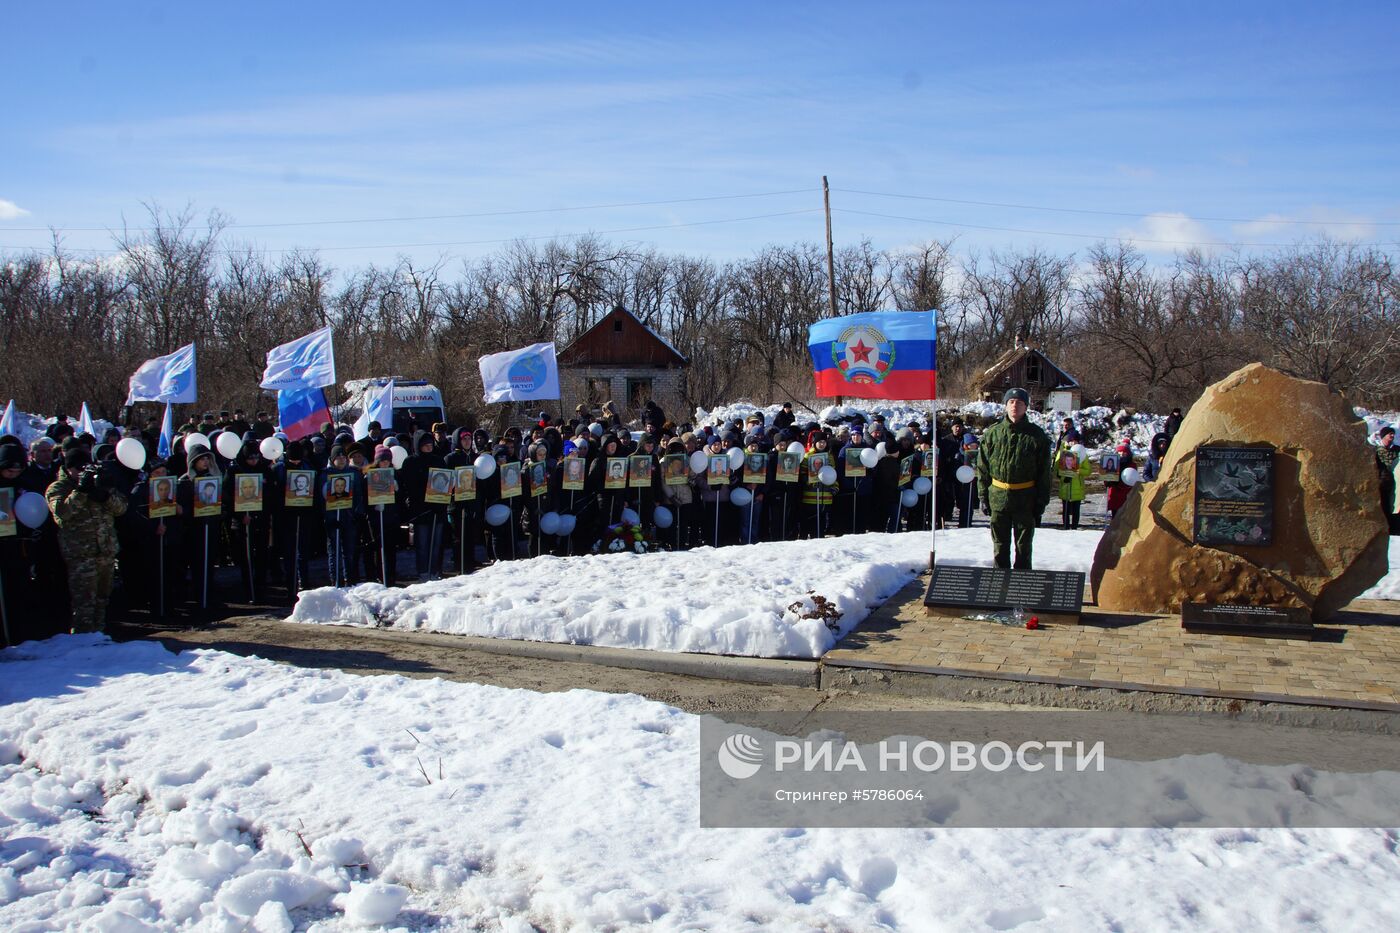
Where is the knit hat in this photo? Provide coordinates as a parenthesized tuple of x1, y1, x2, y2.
(285, 440, 306, 461)
(0, 444, 25, 469)
(330, 445, 346, 462)
(1003, 387, 1030, 404)
(374, 445, 392, 461)
(806, 429, 825, 447)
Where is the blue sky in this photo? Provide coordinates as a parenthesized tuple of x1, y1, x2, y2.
(2, 1, 1397, 268)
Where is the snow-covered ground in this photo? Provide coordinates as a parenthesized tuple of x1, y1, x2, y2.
(4, 410, 117, 448)
(3, 635, 1399, 931)
(290, 529, 1400, 658)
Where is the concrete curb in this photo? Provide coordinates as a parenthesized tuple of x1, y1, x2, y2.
(283, 621, 820, 688)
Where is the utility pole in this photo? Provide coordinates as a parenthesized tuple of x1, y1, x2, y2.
(823, 176, 843, 406)
(823, 176, 838, 318)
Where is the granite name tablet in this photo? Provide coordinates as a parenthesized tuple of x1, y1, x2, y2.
(1181, 602, 1314, 639)
(925, 565, 1085, 616)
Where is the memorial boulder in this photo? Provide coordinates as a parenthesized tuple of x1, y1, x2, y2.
(1091, 363, 1388, 621)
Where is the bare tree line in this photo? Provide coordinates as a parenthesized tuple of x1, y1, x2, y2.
(1, 204, 1397, 425)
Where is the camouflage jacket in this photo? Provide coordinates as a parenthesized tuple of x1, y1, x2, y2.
(46, 473, 128, 560)
(976, 416, 1054, 511)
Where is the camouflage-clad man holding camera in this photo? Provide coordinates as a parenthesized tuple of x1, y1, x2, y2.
(46, 448, 127, 633)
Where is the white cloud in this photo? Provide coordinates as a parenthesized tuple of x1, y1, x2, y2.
(1116, 212, 1218, 251)
(1232, 209, 1377, 242)
(0, 198, 31, 220)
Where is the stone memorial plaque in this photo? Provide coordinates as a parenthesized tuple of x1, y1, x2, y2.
(1193, 445, 1275, 547)
(924, 565, 1084, 618)
(1181, 602, 1314, 639)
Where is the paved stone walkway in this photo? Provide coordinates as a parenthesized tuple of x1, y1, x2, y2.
(825, 576, 1400, 710)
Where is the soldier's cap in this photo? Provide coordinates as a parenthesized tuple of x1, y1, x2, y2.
(1003, 387, 1030, 404)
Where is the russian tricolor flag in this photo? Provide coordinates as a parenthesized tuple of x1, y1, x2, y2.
(808, 310, 937, 400)
(278, 387, 332, 441)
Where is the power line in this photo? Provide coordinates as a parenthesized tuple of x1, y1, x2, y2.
(0, 188, 816, 233)
(835, 187, 1400, 227)
(833, 207, 1329, 248)
(0, 208, 822, 257)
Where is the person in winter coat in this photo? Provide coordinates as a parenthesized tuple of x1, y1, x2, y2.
(322, 445, 362, 586)
(773, 402, 797, 432)
(225, 441, 274, 603)
(837, 425, 875, 535)
(660, 440, 694, 550)
(1375, 426, 1400, 535)
(400, 430, 449, 581)
(0, 443, 41, 644)
(1142, 433, 1171, 482)
(362, 445, 400, 585)
(1053, 433, 1093, 529)
(695, 433, 735, 547)
(736, 437, 768, 544)
(1104, 441, 1136, 519)
(800, 431, 834, 539)
(444, 428, 481, 574)
(46, 447, 127, 633)
(177, 444, 222, 617)
(274, 441, 320, 598)
(128, 459, 185, 619)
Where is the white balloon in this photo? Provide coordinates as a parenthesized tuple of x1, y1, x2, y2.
(653, 506, 674, 528)
(15, 491, 49, 529)
(620, 507, 640, 525)
(875, 442, 888, 458)
(390, 446, 408, 470)
(1072, 444, 1087, 460)
(259, 437, 284, 461)
(115, 437, 146, 470)
(484, 503, 512, 526)
(215, 430, 243, 460)
(787, 441, 806, 455)
(859, 447, 879, 468)
(1121, 467, 1141, 487)
(589, 422, 604, 437)
(727, 447, 744, 470)
(730, 487, 753, 507)
(473, 453, 497, 479)
(689, 450, 709, 473)
(913, 476, 933, 495)
(955, 465, 975, 484)
(185, 432, 210, 453)
(818, 465, 837, 486)
(539, 511, 561, 535)
(901, 488, 919, 508)
(557, 514, 577, 535)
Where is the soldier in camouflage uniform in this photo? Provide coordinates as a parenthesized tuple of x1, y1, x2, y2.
(45, 448, 128, 633)
(1376, 426, 1400, 535)
(976, 387, 1053, 569)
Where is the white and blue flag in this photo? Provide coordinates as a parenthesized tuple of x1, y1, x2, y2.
(261, 325, 337, 392)
(127, 343, 198, 404)
(76, 402, 95, 438)
(478, 342, 559, 403)
(353, 379, 395, 440)
(158, 403, 175, 459)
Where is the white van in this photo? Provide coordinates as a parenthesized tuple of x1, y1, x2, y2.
(340, 379, 446, 435)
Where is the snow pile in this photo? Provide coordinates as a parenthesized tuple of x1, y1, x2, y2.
(3, 637, 1400, 930)
(3, 411, 117, 448)
(293, 528, 1400, 655)
(694, 400, 943, 432)
(291, 529, 1101, 658)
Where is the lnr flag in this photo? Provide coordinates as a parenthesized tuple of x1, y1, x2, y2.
(808, 310, 937, 400)
(478, 342, 559, 403)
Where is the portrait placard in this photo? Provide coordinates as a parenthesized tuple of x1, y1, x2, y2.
(233, 473, 263, 512)
(605, 458, 628, 490)
(628, 455, 653, 489)
(562, 458, 586, 491)
(193, 477, 222, 517)
(366, 468, 396, 507)
(426, 467, 454, 504)
(662, 454, 688, 486)
(148, 477, 178, 519)
(500, 461, 523, 499)
(324, 473, 354, 511)
(454, 466, 476, 501)
(284, 469, 315, 508)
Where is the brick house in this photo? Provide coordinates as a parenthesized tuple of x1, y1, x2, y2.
(557, 306, 689, 423)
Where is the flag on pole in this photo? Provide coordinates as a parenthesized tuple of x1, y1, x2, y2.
(808, 310, 937, 400)
(478, 342, 560, 403)
(76, 402, 95, 438)
(353, 379, 395, 440)
(0, 399, 18, 436)
(157, 403, 174, 459)
(261, 325, 337, 392)
(278, 387, 333, 441)
(127, 343, 198, 404)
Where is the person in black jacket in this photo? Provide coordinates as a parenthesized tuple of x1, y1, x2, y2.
(400, 430, 448, 581)
(225, 441, 273, 603)
(128, 459, 185, 620)
(444, 429, 481, 575)
(176, 444, 222, 619)
(273, 441, 319, 599)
